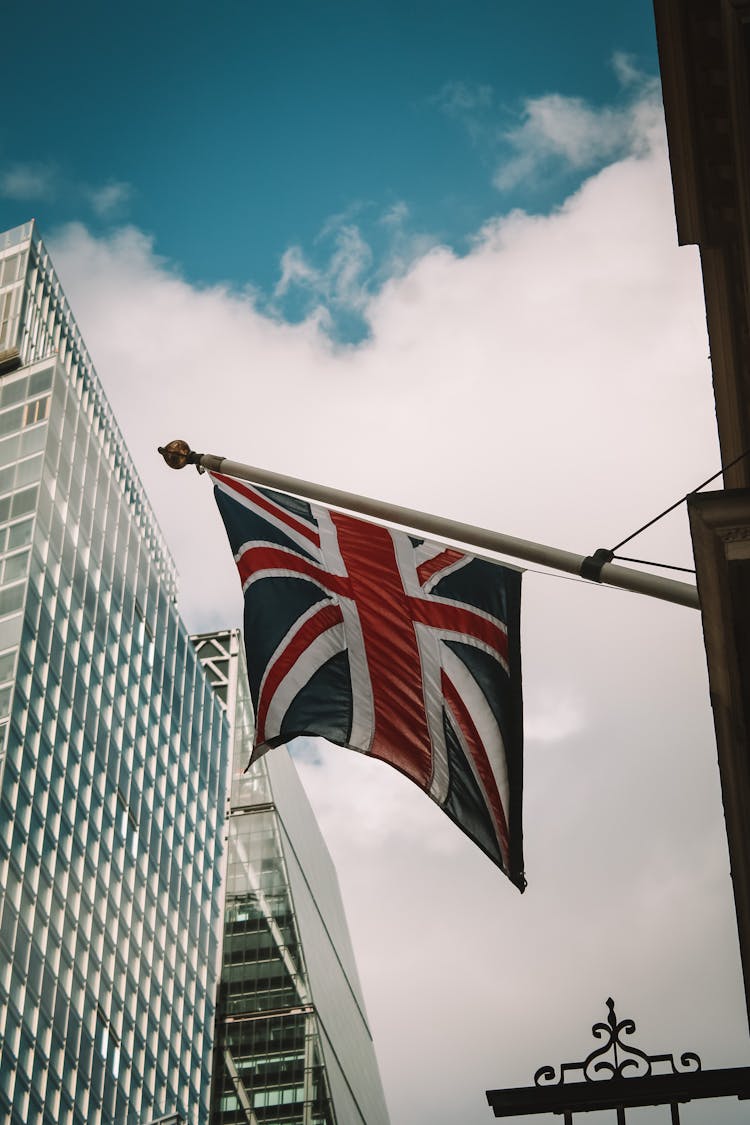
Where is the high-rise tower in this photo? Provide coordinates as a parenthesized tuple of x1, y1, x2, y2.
(0, 222, 229, 1125)
(193, 630, 390, 1125)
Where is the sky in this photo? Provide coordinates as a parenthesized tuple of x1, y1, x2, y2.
(4, 2, 750, 1123)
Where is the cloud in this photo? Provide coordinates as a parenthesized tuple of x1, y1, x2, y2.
(275, 244, 322, 298)
(273, 209, 412, 328)
(326, 224, 373, 308)
(0, 163, 134, 222)
(88, 179, 133, 217)
(495, 87, 663, 190)
(612, 50, 654, 89)
(496, 95, 631, 188)
(272, 222, 372, 332)
(1, 162, 56, 200)
(431, 80, 496, 148)
(380, 201, 410, 227)
(272, 201, 439, 336)
(433, 78, 494, 135)
(429, 59, 664, 196)
(436, 80, 494, 116)
(524, 695, 585, 744)
(46, 93, 750, 1123)
(274, 212, 373, 311)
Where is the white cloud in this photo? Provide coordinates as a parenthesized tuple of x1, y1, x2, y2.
(495, 58, 663, 191)
(46, 94, 750, 1123)
(325, 223, 373, 308)
(274, 219, 373, 318)
(88, 179, 133, 217)
(612, 50, 655, 89)
(495, 90, 663, 190)
(436, 79, 494, 116)
(431, 80, 495, 148)
(430, 59, 663, 195)
(497, 94, 630, 187)
(380, 200, 410, 227)
(275, 244, 322, 297)
(1, 162, 56, 200)
(434, 78, 494, 138)
(274, 203, 439, 328)
(524, 695, 584, 744)
(0, 164, 134, 220)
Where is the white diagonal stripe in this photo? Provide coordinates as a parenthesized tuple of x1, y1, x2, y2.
(263, 623, 347, 743)
(442, 643, 511, 823)
(414, 622, 450, 804)
(316, 505, 375, 752)
(214, 474, 321, 559)
(421, 554, 472, 593)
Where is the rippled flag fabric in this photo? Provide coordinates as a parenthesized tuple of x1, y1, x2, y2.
(212, 470, 525, 890)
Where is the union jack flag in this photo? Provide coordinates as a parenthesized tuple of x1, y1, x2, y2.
(212, 471, 525, 889)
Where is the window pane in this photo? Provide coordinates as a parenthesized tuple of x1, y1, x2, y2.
(0, 466, 13, 496)
(0, 436, 19, 466)
(4, 552, 29, 583)
(0, 585, 24, 618)
(0, 651, 15, 682)
(28, 369, 53, 397)
(20, 427, 46, 456)
(7, 520, 33, 550)
(1, 377, 27, 407)
(15, 456, 42, 489)
(10, 488, 37, 518)
(0, 408, 24, 437)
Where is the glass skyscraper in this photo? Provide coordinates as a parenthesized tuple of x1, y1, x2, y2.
(0, 222, 230, 1124)
(193, 631, 390, 1125)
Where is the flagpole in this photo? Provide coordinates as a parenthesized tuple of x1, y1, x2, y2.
(158, 440, 700, 610)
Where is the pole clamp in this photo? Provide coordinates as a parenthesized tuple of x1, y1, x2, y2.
(580, 547, 614, 582)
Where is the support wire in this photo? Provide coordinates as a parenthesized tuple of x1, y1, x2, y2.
(610, 446, 750, 554)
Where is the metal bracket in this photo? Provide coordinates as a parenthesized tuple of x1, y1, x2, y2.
(580, 547, 615, 582)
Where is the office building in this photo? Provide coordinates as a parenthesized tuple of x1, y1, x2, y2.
(0, 221, 230, 1124)
(194, 630, 390, 1125)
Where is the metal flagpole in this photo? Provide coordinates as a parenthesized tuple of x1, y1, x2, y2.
(158, 440, 700, 610)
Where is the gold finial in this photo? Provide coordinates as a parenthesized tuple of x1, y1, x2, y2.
(157, 439, 196, 470)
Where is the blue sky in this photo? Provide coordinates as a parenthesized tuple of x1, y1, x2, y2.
(3, 0, 658, 335)
(6, 5, 750, 1125)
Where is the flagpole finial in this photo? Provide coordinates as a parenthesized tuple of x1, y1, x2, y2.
(158, 439, 201, 470)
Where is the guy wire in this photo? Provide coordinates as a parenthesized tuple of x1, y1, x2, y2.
(610, 445, 750, 554)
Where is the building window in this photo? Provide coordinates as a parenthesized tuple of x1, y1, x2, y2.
(23, 397, 49, 428)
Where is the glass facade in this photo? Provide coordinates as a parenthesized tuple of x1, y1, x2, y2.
(0, 222, 230, 1124)
(193, 631, 390, 1125)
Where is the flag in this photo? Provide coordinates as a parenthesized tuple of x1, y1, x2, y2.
(212, 470, 525, 889)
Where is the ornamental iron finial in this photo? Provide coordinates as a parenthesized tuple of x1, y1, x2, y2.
(534, 998, 701, 1087)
